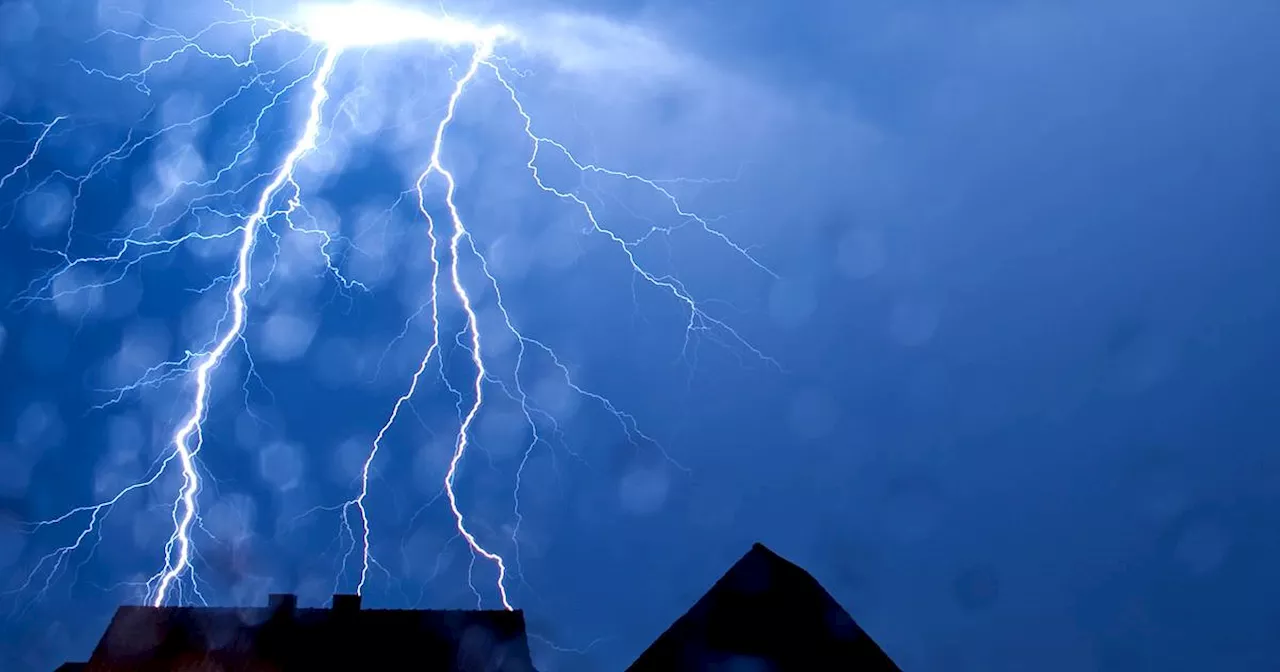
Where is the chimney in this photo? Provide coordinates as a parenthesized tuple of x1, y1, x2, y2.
(331, 594, 362, 613)
(267, 593, 297, 615)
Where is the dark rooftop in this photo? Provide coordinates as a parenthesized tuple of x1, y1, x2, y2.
(62, 593, 538, 671)
(627, 542, 902, 671)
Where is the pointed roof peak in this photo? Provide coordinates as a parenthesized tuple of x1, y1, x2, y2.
(730, 542, 811, 583)
(707, 542, 824, 601)
(746, 541, 787, 560)
(627, 541, 901, 670)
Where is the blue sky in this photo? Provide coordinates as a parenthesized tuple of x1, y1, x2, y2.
(2, 0, 1279, 670)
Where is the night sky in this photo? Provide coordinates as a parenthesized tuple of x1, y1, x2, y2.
(2, 0, 1279, 670)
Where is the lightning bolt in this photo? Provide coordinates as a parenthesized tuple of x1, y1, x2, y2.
(0, 114, 66, 196)
(341, 36, 512, 606)
(10, 0, 775, 631)
(12, 42, 343, 608)
(148, 46, 343, 607)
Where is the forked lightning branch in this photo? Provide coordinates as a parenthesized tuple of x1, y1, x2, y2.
(6, 1, 775, 613)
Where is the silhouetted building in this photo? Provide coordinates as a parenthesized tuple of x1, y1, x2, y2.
(59, 593, 537, 671)
(59, 543, 900, 671)
(627, 543, 902, 671)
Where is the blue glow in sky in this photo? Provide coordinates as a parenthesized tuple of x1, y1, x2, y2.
(2, 0, 1280, 670)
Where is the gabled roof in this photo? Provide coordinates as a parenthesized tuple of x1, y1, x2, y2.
(627, 543, 902, 671)
(69, 594, 538, 671)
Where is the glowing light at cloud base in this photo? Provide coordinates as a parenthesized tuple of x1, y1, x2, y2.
(10, 0, 774, 623)
(293, 2, 510, 48)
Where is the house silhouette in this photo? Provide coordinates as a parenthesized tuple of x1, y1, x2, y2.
(58, 543, 901, 671)
(627, 543, 901, 670)
(55, 593, 537, 671)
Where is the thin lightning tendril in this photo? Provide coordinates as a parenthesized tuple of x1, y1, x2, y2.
(0, 115, 66, 195)
(10, 1, 774, 624)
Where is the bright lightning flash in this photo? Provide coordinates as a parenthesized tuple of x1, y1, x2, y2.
(295, 2, 509, 48)
(7, 0, 774, 623)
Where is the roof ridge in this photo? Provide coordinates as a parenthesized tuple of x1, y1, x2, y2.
(116, 605, 522, 614)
